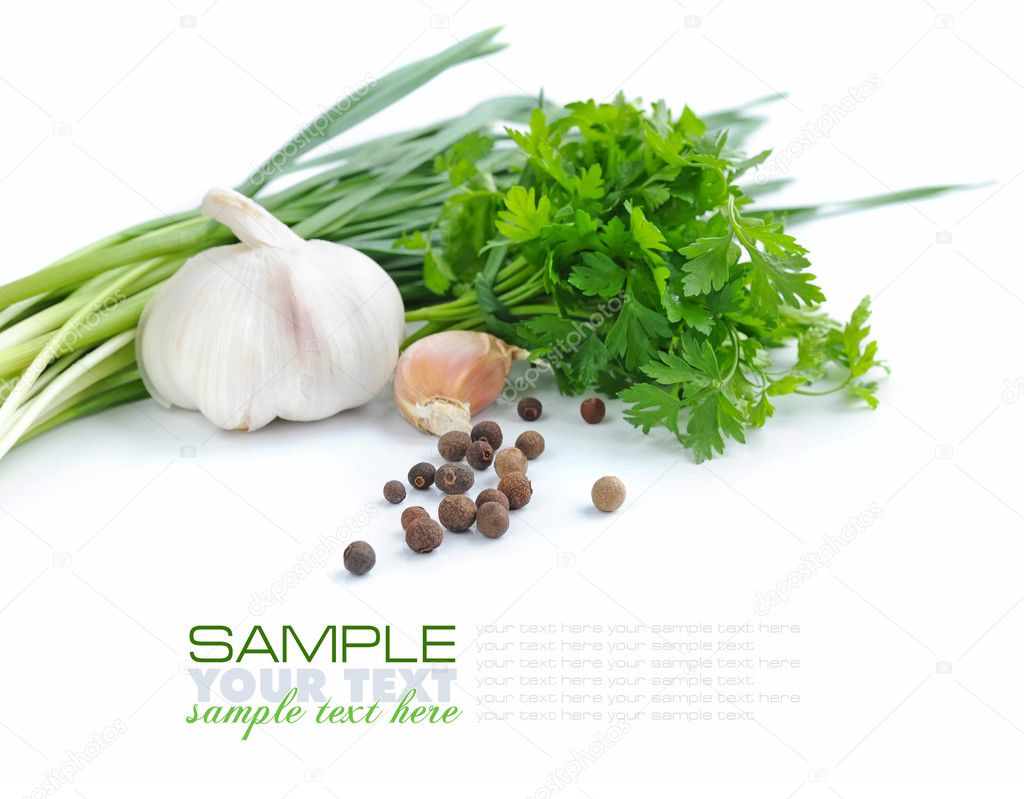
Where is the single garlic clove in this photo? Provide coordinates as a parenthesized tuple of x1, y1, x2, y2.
(393, 331, 526, 435)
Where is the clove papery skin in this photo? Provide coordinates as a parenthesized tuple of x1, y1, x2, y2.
(393, 331, 526, 435)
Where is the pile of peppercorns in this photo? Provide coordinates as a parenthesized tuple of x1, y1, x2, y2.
(342, 395, 626, 576)
(402, 412, 540, 546)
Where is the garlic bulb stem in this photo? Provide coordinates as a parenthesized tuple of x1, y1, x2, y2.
(201, 189, 302, 250)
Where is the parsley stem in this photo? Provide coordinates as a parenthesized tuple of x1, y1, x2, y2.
(793, 377, 851, 396)
(493, 258, 534, 291)
(507, 303, 558, 315)
(722, 328, 741, 384)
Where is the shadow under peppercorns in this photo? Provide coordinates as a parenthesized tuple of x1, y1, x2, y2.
(580, 504, 617, 518)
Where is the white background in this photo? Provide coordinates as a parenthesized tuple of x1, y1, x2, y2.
(1, 0, 1023, 796)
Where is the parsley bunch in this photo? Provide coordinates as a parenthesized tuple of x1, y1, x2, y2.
(405, 96, 888, 461)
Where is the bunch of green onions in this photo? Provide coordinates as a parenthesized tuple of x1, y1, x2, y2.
(0, 29, 531, 456)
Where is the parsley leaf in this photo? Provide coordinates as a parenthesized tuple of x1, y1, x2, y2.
(619, 383, 684, 439)
(568, 252, 627, 298)
(496, 186, 552, 241)
(571, 164, 606, 200)
(628, 203, 671, 261)
(606, 297, 672, 369)
(678, 216, 738, 295)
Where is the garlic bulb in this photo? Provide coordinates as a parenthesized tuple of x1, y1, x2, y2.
(136, 187, 405, 431)
(393, 331, 526, 434)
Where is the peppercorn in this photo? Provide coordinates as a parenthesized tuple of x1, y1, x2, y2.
(438, 495, 477, 532)
(494, 447, 528, 479)
(477, 502, 510, 538)
(438, 430, 471, 462)
(470, 419, 503, 449)
(408, 462, 435, 490)
(343, 541, 376, 575)
(497, 472, 532, 510)
(401, 505, 430, 533)
(475, 488, 510, 510)
(515, 430, 545, 460)
(406, 518, 444, 553)
(591, 476, 626, 512)
(517, 397, 542, 421)
(580, 397, 606, 424)
(435, 462, 474, 494)
(383, 480, 406, 504)
(466, 439, 494, 470)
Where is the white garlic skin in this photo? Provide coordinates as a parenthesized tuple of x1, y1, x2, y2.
(137, 188, 405, 431)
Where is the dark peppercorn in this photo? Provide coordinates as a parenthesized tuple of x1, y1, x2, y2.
(435, 462, 474, 494)
(515, 430, 545, 460)
(580, 397, 606, 424)
(477, 502, 510, 538)
(408, 462, 435, 490)
(383, 480, 406, 504)
(406, 518, 444, 553)
(470, 419, 503, 449)
(401, 506, 430, 533)
(438, 430, 471, 462)
(466, 439, 494, 470)
(498, 472, 532, 510)
(476, 488, 510, 510)
(438, 495, 477, 532)
(517, 397, 542, 421)
(494, 447, 528, 478)
(343, 541, 376, 575)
